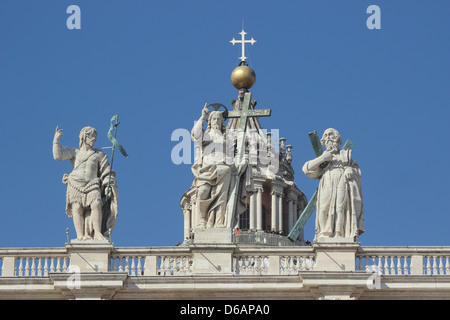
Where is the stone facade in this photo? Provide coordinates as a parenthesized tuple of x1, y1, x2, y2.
(1, 242, 449, 299)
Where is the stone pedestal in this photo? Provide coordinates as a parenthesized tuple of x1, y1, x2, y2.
(313, 238, 360, 272)
(52, 240, 124, 299)
(65, 240, 113, 272)
(191, 245, 234, 275)
(191, 229, 234, 275)
(193, 228, 233, 244)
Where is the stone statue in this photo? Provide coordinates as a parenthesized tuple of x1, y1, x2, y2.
(302, 128, 364, 241)
(189, 103, 252, 229)
(53, 126, 118, 241)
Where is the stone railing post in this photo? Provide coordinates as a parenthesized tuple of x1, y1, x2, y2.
(65, 240, 113, 272)
(1, 256, 16, 277)
(144, 256, 158, 276)
(52, 241, 127, 299)
(410, 255, 424, 275)
(267, 255, 280, 275)
(313, 241, 360, 272)
(191, 229, 235, 275)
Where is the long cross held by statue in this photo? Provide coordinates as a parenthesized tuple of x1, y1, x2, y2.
(227, 92, 271, 132)
(227, 92, 271, 161)
(287, 131, 354, 242)
(102, 115, 128, 234)
(225, 92, 271, 227)
(105, 114, 128, 204)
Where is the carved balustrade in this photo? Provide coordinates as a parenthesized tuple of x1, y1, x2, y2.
(0, 246, 449, 277)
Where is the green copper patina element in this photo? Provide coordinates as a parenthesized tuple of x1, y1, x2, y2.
(288, 131, 354, 242)
(103, 115, 128, 234)
(309, 130, 324, 157)
(227, 93, 271, 131)
(107, 115, 128, 158)
(225, 92, 271, 226)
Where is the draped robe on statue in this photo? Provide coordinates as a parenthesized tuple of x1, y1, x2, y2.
(303, 149, 364, 240)
(190, 118, 253, 229)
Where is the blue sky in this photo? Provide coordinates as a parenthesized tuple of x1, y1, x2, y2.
(0, 0, 449, 248)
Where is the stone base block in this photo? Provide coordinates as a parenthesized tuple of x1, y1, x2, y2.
(313, 242, 360, 272)
(193, 228, 233, 244)
(315, 236, 356, 244)
(66, 240, 113, 272)
(191, 245, 234, 275)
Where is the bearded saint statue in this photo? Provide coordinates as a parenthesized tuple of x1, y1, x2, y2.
(187, 103, 253, 229)
(302, 128, 364, 241)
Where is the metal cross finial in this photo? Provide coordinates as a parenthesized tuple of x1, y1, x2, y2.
(230, 28, 257, 62)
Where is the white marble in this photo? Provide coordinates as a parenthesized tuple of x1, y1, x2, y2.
(186, 104, 252, 230)
(303, 128, 364, 241)
(53, 126, 118, 241)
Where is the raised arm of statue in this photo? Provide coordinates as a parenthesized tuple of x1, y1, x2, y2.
(302, 151, 333, 179)
(191, 103, 210, 143)
(53, 126, 76, 161)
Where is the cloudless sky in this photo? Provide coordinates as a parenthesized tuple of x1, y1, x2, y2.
(0, 0, 449, 248)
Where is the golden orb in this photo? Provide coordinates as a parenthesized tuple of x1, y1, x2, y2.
(231, 65, 256, 90)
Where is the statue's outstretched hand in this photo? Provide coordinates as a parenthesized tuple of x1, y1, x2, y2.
(237, 153, 249, 175)
(320, 150, 333, 163)
(54, 126, 63, 142)
(201, 103, 210, 120)
(344, 167, 354, 180)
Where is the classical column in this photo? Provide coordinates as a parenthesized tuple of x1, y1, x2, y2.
(249, 192, 257, 230)
(288, 198, 294, 232)
(278, 192, 284, 233)
(183, 203, 192, 240)
(287, 192, 298, 234)
(256, 186, 263, 231)
(293, 199, 298, 235)
(271, 190, 278, 231)
(191, 194, 198, 229)
(297, 205, 303, 241)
